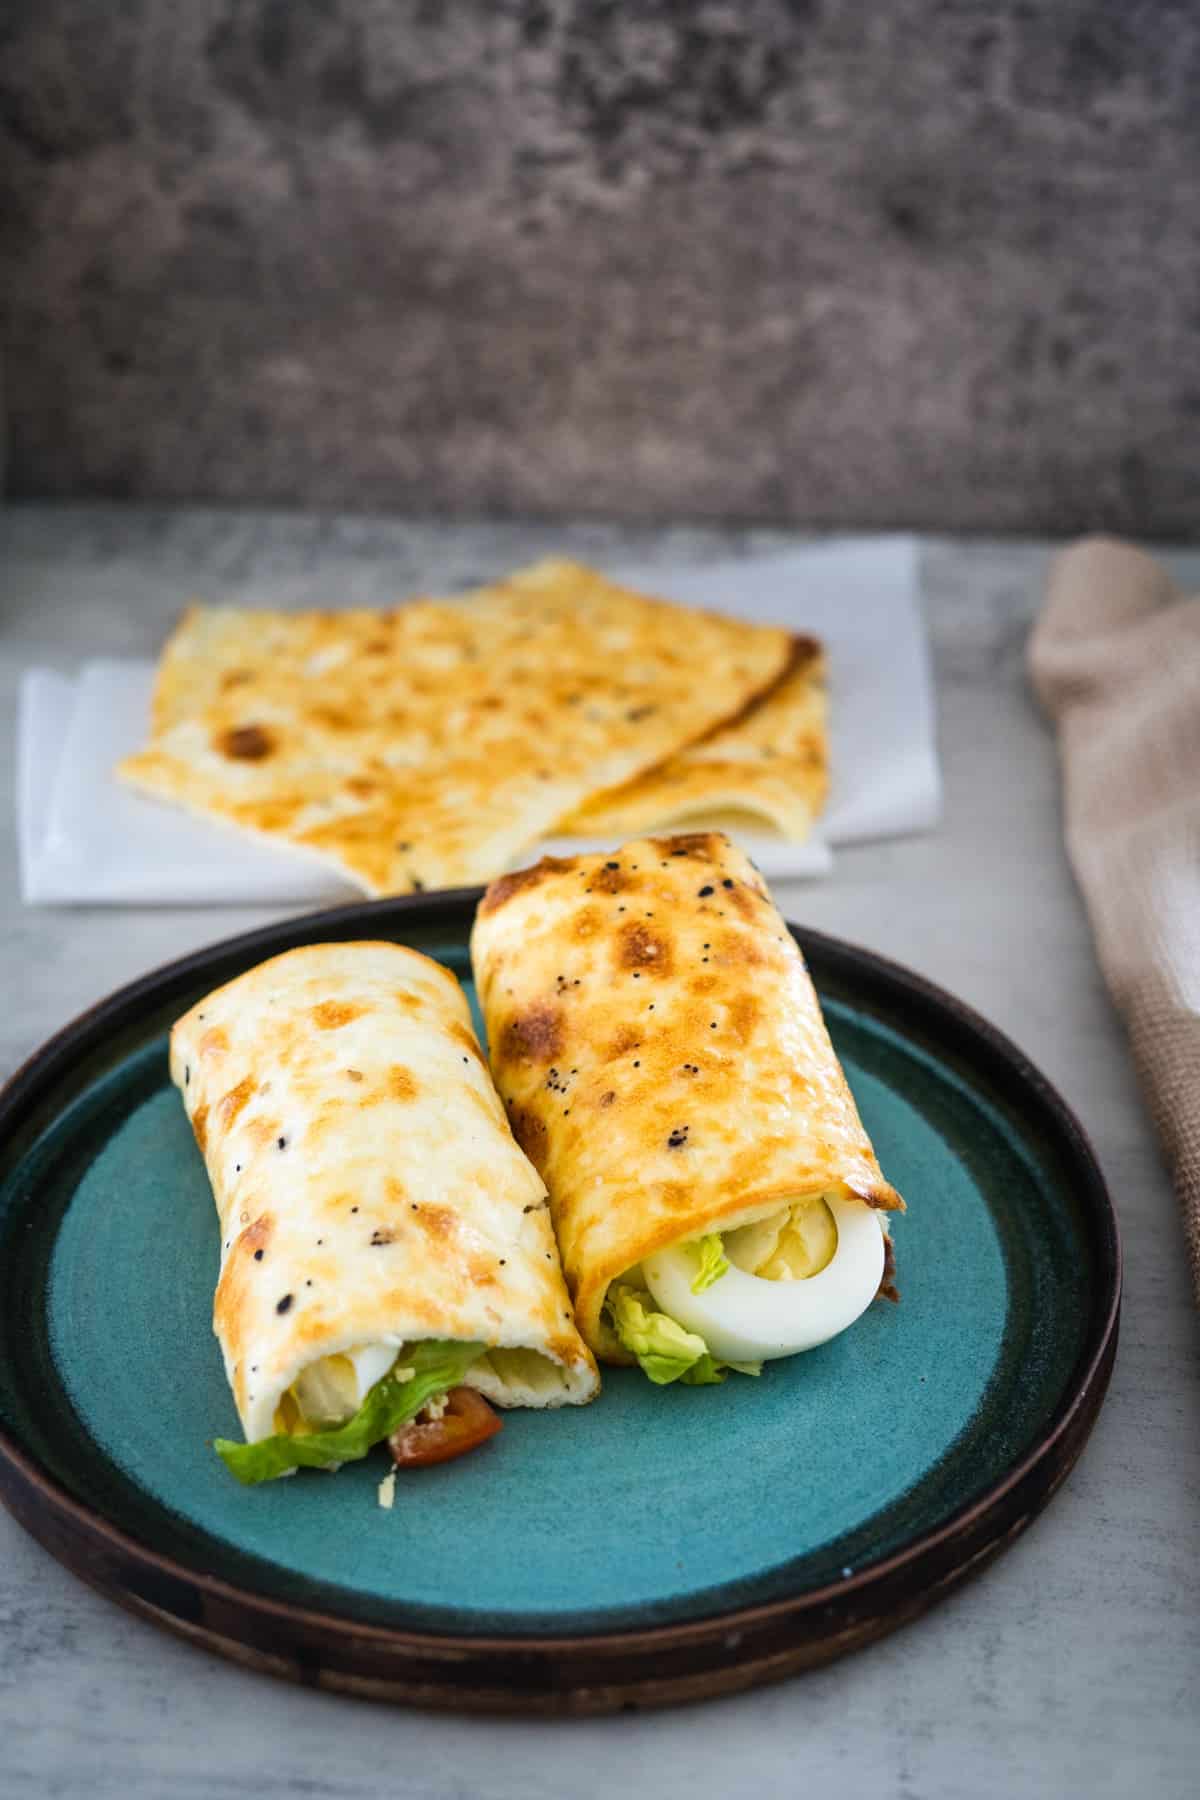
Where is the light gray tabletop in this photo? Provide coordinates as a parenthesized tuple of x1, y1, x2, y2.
(2, 508, 1198, 1800)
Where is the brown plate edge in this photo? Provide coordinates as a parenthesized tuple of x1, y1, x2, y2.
(0, 888, 1123, 1715)
(0, 1317, 1116, 1714)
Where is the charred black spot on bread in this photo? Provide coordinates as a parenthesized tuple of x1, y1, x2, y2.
(617, 920, 673, 977)
(218, 723, 275, 760)
(502, 1002, 565, 1065)
(276, 1293, 293, 1315)
(479, 857, 575, 915)
(728, 882, 763, 922)
(591, 863, 631, 895)
(649, 831, 725, 862)
(509, 1104, 549, 1163)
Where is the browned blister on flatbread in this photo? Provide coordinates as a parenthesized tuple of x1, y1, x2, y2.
(471, 833, 901, 1363)
(119, 561, 794, 896)
(172, 941, 598, 1440)
(561, 637, 829, 841)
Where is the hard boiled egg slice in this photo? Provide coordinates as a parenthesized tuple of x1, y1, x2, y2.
(290, 1341, 400, 1427)
(642, 1198, 885, 1364)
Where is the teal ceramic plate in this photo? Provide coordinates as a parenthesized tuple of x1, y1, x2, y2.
(0, 893, 1119, 1714)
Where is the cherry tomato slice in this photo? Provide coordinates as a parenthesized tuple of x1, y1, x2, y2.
(387, 1385, 502, 1469)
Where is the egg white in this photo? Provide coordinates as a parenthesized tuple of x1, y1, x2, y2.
(642, 1198, 886, 1364)
(289, 1340, 400, 1425)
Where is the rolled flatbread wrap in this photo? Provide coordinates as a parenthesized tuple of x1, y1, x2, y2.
(471, 833, 903, 1385)
(172, 942, 598, 1480)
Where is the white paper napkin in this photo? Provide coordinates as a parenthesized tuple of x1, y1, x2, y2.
(17, 539, 939, 906)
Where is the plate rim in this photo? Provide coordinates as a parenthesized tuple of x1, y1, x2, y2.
(0, 888, 1121, 1712)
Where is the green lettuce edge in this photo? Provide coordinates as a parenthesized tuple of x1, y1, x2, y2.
(691, 1233, 731, 1293)
(214, 1338, 483, 1485)
(605, 1284, 760, 1386)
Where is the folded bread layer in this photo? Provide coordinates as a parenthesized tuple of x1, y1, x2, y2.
(471, 832, 902, 1363)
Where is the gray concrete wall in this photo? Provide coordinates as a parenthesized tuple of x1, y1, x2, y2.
(2, 1, 1197, 534)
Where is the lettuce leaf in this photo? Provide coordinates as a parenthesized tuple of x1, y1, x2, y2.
(605, 1285, 761, 1385)
(731, 1361, 763, 1377)
(606, 1285, 710, 1383)
(214, 1338, 483, 1485)
(679, 1353, 727, 1386)
(691, 1233, 730, 1294)
(611, 1274, 770, 1382)
(688, 1354, 763, 1382)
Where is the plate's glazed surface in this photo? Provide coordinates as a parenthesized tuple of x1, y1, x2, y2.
(0, 893, 1119, 1711)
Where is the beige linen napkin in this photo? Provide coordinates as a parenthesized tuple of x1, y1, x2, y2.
(1030, 537, 1200, 1301)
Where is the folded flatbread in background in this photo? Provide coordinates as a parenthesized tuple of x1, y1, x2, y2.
(561, 636, 828, 842)
(118, 560, 794, 897)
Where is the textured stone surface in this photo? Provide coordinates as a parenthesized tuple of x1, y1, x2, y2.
(2, 2, 1199, 532)
(3, 506, 1200, 1796)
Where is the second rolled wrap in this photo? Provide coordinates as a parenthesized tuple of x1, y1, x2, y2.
(471, 832, 903, 1365)
(174, 940, 598, 1475)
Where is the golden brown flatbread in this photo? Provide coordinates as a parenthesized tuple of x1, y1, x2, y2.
(172, 940, 599, 1457)
(560, 636, 828, 841)
(471, 832, 901, 1364)
(119, 561, 794, 896)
